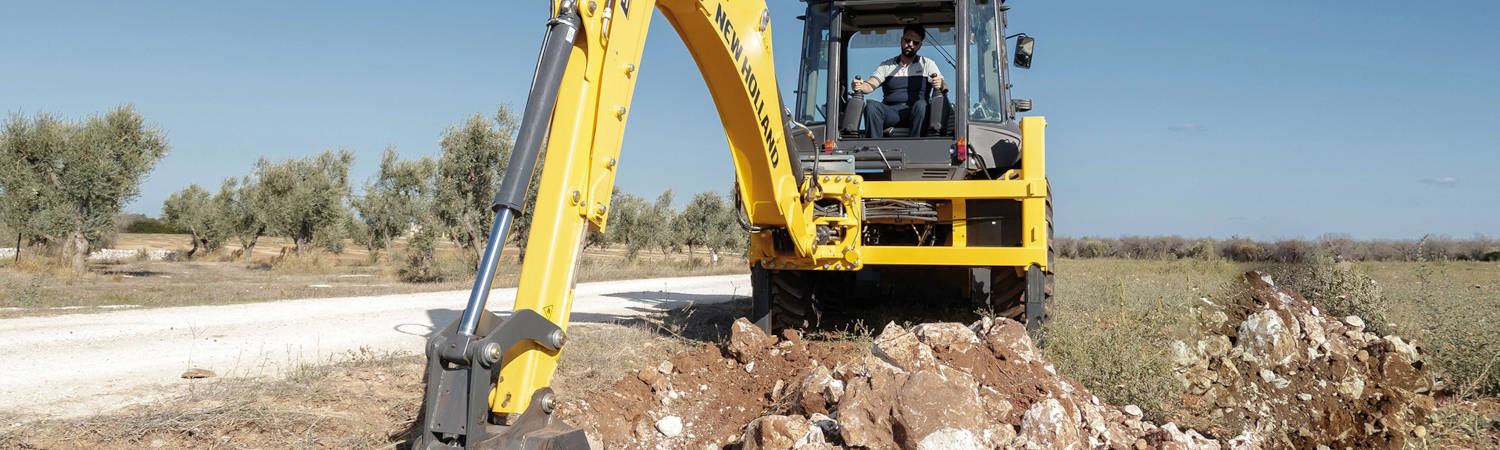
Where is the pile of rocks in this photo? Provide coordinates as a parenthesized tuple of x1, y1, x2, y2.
(86, 248, 177, 261)
(737, 318, 1246, 449)
(567, 316, 1243, 449)
(562, 270, 1436, 449)
(1169, 271, 1434, 448)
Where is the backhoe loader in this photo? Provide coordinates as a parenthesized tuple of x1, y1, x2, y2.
(415, 0, 1048, 447)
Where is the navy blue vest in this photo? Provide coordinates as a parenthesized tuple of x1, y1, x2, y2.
(882, 75, 928, 105)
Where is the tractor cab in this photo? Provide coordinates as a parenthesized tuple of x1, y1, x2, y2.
(789, 0, 1035, 181)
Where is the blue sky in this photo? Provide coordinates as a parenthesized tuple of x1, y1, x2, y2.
(2, 1, 1495, 240)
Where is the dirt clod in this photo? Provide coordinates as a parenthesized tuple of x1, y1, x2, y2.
(179, 368, 215, 379)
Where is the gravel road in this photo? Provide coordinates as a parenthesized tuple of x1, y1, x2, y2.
(0, 274, 750, 420)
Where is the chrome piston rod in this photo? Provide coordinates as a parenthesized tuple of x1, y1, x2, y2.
(455, 1, 580, 337)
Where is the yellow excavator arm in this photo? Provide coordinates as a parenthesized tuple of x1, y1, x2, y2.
(415, 1, 844, 448)
(503, 0, 821, 414)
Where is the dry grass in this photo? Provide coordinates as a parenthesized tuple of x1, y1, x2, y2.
(0, 348, 426, 449)
(0, 322, 699, 449)
(1425, 399, 1500, 449)
(1355, 260, 1500, 399)
(1041, 257, 1245, 421)
(1041, 257, 1500, 444)
(0, 233, 748, 317)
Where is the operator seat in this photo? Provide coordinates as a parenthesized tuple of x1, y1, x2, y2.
(840, 84, 953, 138)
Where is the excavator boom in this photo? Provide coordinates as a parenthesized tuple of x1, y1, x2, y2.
(416, 0, 829, 447)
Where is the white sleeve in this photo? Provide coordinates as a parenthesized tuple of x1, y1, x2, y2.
(870, 61, 894, 83)
(922, 57, 943, 78)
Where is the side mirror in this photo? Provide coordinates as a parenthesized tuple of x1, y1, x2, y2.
(1014, 36, 1034, 69)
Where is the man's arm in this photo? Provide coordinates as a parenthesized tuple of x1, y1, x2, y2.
(855, 61, 895, 94)
(922, 57, 947, 90)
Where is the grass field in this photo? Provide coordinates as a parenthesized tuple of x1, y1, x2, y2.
(1042, 257, 1499, 447)
(0, 233, 749, 317)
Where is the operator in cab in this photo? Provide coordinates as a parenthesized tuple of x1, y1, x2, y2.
(851, 24, 947, 138)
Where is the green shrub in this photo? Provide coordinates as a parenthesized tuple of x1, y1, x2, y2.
(1079, 240, 1111, 258)
(398, 226, 441, 283)
(123, 217, 185, 234)
(1482, 249, 1500, 262)
(270, 250, 335, 275)
(1220, 238, 1263, 262)
(1267, 254, 1391, 336)
(1178, 239, 1216, 260)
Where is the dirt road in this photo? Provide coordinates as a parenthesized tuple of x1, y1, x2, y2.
(0, 274, 749, 420)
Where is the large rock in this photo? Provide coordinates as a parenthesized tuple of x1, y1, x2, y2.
(872, 322, 938, 370)
(1018, 397, 1083, 449)
(836, 355, 908, 449)
(1236, 309, 1300, 367)
(792, 365, 844, 415)
(912, 322, 981, 349)
(1154, 422, 1220, 450)
(741, 415, 827, 450)
(894, 367, 985, 448)
(727, 318, 776, 363)
(973, 317, 1042, 365)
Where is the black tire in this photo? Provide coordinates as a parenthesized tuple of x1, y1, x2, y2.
(989, 184, 1055, 330)
(771, 269, 815, 331)
(989, 268, 1027, 321)
(752, 268, 813, 332)
(751, 268, 848, 333)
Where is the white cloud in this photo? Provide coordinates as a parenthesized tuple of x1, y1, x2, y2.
(1420, 177, 1460, 186)
(1168, 123, 1204, 132)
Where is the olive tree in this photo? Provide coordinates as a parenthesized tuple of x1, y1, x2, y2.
(162, 184, 225, 257)
(214, 176, 267, 261)
(649, 190, 678, 257)
(672, 191, 732, 258)
(251, 149, 354, 255)
(353, 146, 436, 260)
(606, 192, 650, 260)
(434, 107, 519, 264)
(0, 106, 168, 273)
(508, 162, 544, 263)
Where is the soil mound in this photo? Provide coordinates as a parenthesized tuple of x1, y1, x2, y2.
(561, 319, 1227, 449)
(558, 271, 1436, 449)
(1170, 271, 1435, 448)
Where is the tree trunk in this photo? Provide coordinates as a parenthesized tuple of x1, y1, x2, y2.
(186, 235, 200, 258)
(294, 223, 309, 255)
(383, 236, 393, 263)
(66, 230, 88, 275)
(242, 235, 259, 262)
(461, 210, 485, 262)
(14, 232, 20, 263)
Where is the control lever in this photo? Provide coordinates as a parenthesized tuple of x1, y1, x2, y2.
(841, 76, 866, 136)
(926, 73, 947, 135)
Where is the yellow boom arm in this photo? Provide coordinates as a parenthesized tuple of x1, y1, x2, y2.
(495, 0, 824, 416)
